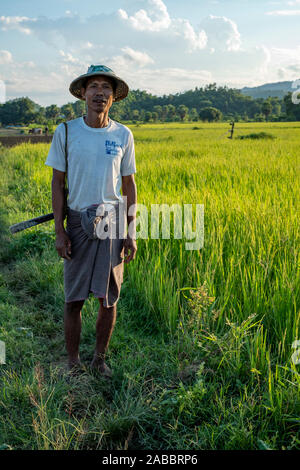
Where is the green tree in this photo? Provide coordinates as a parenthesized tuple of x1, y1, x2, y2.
(144, 111, 152, 122)
(131, 109, 140, 121)
(254, 113, 265, 122)
(153, 105, 162, 121)
(167, 105, 176, 121)
(45, 104, 60, 122)
(61, 103, 75, 121)
(272, 103, 281, 116)
(198, 100, 212, 110)
(178, 104, 189, 122)
(33, 112, 47, 125)
(152, 111, 158, 122)
(283, 92, 300, 120)
(199, 107, 222, 122)
(189, 108, 198, 122)
(0, 97, 38, 125)
(72, 100, 86, 117)
(262, 100, 272, 121)
(269, 97, 281, 117)
(162, 105, 169, 121)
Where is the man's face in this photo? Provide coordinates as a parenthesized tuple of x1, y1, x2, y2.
(81, 76, 114, 113)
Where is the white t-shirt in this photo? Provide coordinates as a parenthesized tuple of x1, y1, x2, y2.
(45, 116, 136, 211)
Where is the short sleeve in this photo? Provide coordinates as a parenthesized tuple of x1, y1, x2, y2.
(121, 130, 136, 176)
(45, 123, 66, 172)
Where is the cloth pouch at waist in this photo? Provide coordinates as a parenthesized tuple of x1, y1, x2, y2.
(80, 203, 120, 240)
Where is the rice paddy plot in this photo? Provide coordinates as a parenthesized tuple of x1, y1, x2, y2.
(0, 121, 299, 450)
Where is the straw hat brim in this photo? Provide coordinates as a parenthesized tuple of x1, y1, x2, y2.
(69, 71, 129, 102)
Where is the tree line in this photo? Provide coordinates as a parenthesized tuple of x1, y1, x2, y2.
(0, 83, 299, 127)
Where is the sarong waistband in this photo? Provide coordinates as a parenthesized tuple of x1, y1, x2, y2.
(67, 202, 121, 216)
(66, 203, 125, 240)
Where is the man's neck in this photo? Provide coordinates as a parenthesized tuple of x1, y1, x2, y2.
(84, 112, 109, 128)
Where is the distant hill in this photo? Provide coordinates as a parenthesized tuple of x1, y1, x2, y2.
(240, 80, 300, 99)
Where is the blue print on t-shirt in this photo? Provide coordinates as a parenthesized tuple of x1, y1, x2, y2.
(105, 140, 121, 156)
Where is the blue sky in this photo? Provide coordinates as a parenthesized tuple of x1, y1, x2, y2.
(1, 0, 300, 106)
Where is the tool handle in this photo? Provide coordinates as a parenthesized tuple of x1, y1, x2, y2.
(9, 213, 55, 234)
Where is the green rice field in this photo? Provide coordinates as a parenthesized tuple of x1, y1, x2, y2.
(0, 122, 299, 450)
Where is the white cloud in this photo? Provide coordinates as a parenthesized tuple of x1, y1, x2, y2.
(277, 65, 300, 79)
(121, 47, 154, 66)
(114, 66, 213, 95)
(3, 64, 74, 106)
(270, 45, 300, 61)
(23, 61, 36, 68)
(267, 46, 300, 80)
(59, 50, 81, 64)
(172, 19, 207, 52)
(256, 45, 272, 77)
(1, 0, 299, 105)
(0, 50, 13, 65)
(118, 0, 171, 32)
(0, 3, 240, 57)
(118, 9, 128, 20)
(119, 1, 207, 52)
(266, 9, 300, 15)
(0, 15, 35, 34)
(1, 59, 213, 105)
(200, 15, 241, 52)
(207, 45, 272, 86)
(82, 41, 93, 50)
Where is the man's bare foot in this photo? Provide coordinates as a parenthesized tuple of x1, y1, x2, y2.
(90, 358, 112, 378)
(67, 360, 82, 374)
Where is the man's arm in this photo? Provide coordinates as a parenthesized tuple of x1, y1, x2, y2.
(122, 174, 137, 263)
(52, 169, 71, 260)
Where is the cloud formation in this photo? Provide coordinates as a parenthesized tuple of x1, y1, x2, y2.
(0, 50, 13, 65)
(266, 8, 300, 15)
(119, 1, 207, 52)
(118, 0, 171, 32)
(199, 15, 241, 52)
(121, 47, 154, 66)
(0, 0, 299, 105)
(0, 15, 35, 35)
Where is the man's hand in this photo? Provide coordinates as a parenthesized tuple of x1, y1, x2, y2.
(124, 236, 137, 264)
(55, 230, 72, 260)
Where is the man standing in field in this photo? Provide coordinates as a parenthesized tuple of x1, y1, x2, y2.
(45, 65, 137, 377)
